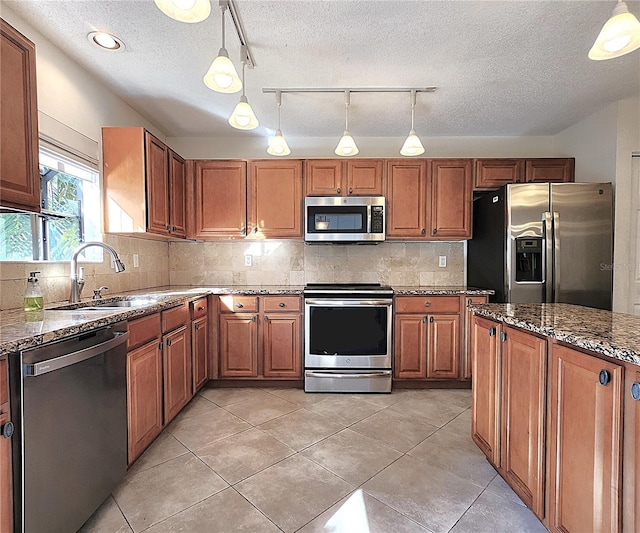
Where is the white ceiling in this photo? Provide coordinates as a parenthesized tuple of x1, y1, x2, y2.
(5, 0, 640, 140)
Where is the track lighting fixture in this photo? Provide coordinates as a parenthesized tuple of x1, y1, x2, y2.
(589, 1, 640, 60)
(203, 0, 242, 93)
(153, 0, 211, 23)
(229, 51, 259, 130)
(400, 90, 425, 157)
(335, 91, 359, 157)
(267, 91, 291, 156)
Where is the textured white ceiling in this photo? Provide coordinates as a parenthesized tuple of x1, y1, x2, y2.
(5, 0, 640, 139)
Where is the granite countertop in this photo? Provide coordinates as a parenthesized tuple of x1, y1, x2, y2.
(469, 303, 640, 367)
(393, 286, 494, 296)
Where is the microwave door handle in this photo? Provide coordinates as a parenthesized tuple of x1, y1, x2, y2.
(542, 211, 553, 303)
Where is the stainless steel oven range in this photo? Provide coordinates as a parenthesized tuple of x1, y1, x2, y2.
(304, 283, 393, 393)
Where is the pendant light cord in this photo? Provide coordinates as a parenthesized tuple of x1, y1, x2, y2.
(220, 2, 226, 49)
(410, 89, 416, 131)
(276, 91, 282, 130)
(344, 91, 350, 132)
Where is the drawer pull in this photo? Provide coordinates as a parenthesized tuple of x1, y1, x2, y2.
(198, 306, 205, 311)
(279, 302, 285, 307)
(235, 303, 244, 309)
(337, 187, 341, 194)
(631, 382, 640, 400)
(424, 302, 431, 307)
(598, 370, 611, 386)
(251, 316, 256, 322)
(1, 421, 14, 439)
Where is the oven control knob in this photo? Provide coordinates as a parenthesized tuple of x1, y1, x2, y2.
(346, 358, 351, 365)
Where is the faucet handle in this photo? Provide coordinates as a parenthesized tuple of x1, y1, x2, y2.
(93, 286, 109, 300)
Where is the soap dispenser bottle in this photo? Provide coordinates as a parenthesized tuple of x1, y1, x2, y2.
(24, 271, 44, 311)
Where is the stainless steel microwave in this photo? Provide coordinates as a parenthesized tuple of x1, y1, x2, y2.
(304, 196, 386, 243)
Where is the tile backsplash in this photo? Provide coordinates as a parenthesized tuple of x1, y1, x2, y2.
(169, 240, 465, 287)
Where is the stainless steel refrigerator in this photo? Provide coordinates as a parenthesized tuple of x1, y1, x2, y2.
(467, 183, 613, 310)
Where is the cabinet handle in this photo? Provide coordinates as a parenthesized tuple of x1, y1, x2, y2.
(167, 339, 172, 347)
(240, 226, 246, 236)
(198, 306, 205, 311)
(195, 323, 199, 331)
(278, 302, 285, 307)
(424, 301, 431, 307)
(264, 316, 269, 322)
(599, 369, 611, 386)
(253, 227, 259, 234)
(235, 303, 244, 309)
(421, 228, 426, 235)
(349, 188, 353, 194)
(631, 382, 640, 400)
(166, 224, 171, 232)
(159, 342, 163, 351)
(252, 316, 256, 322)
(337, 187, 341, 194)
(1, 421, 14, 439)
(433, 229, 438, 235)
(500, 331, 507, 343)
(422, 316, 427, 323)
(489, 327, 496, 337)
(429, 317, 434, 323)
(172, 225, 177, 232)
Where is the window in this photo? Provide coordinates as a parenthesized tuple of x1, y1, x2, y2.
(0, 143, 102, 261)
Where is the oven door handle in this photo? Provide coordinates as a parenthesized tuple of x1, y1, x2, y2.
(305, 299, 392, 306)
(305, 371, 392, 379)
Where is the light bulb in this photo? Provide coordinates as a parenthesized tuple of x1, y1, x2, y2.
(153, 0, 211, 23)
(335, 131, 359, 157)
(203, 49, 242, 93)
(589, 2, 640, 60)
(267, 130, 291, 156)
(229, 96, 259, 130)
(400, 130, 425, 156)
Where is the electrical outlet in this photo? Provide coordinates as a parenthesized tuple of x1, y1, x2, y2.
(439, 255, 447, 268)
(244, 254, 252, 267)
(133, 254, 139, 268)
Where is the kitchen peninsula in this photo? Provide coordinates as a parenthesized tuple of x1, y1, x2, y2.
(468, 302, 640, 533)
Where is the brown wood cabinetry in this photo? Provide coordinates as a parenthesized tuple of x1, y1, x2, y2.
(249, 160, 303, 238)
(190, 297, 209, 393)
(623, 365, 640, 533)
(0, 356, 13, 533)
(394, 296, 461, 380)
(0, 20, 40, 212)
(103, 127, 186, 238)
(430, 159, 472, 239)
(305, 159, 384, 196)
(127, 313, 163, 464)
(474, 159, 523, 190)
(462, 295, 488, 379)
(162, 304, 191, 424)
(525, 158, 574, 183)
(386, 160, 429, 239)
(218, 295, 302, 381)
(500, 326, 546, 518)
(547, 342, 623, 533)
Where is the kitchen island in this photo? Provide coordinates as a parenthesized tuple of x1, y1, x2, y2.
(468, 303, 639, 533)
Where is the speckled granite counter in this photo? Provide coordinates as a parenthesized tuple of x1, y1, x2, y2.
(470, 303, 640, 367)
(394, 286, 494, 296)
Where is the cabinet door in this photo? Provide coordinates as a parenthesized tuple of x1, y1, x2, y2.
(249, 160, 302, 238)
(145, 133, 170, 236)
(0, 20, 40, 212)
(219, 314, 258, 377)
(394, 313, 427, 378)
(347, 160, 384, 196)
(193, 160, 247, 239)
(0, 357, 12, 533)
(471, 316, 501, 467)
(127, 340, 163, 463)
(305, 160, 343, 196)
(463, 296, 488, 379)
(525, 159, 574, 183)
(474, 159, 523, 190)
(430, 159, 472, 239)
(192, 316, 209, 393)
(500, 327, 546, 518)
(623, 366, 640, 533)
(163, 326, 191, 424)
(426, 314, 460, 379)
(386, 160, 429, 239)
(263, 313, 301, 378)
(548, 343, 622, 533)
(169, 150, 187, 238)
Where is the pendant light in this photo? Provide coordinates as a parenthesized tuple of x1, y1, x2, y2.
(400, 90, 425, 157)
(589, 1, 640, 60)
(203, 0, 242, 93)
(154, 0, 211, 23)
(267, 91, 291, 156)
(335, 91, 359, 157)
(229, 51, 259, 130)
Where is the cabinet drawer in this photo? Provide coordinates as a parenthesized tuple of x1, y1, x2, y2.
(128, 313, 161, 350)
(262, 296, 301, 312)
(162, 302, 189, 333)
(0, 356, 7, 408)
(219, 295, 258, 313)
(190, 297, 208, 319)
(395, 296, 461, 313)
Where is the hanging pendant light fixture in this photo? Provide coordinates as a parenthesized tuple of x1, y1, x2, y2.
(229, 50, 259, 130)
(154, 0, 211, 23)
(335, 91, 359, 157)
(267, 91, 291, 156)
(589, 1, 640, 60)
(400, 90, 425, 157)
(203, 0, 242, 92)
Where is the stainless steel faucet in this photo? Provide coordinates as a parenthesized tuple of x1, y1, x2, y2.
(69, 242, 125, 303)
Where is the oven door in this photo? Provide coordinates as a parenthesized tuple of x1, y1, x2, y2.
(304, 298, 392, 369)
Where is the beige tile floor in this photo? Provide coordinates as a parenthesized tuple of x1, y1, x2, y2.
(80, 388, 547, 533)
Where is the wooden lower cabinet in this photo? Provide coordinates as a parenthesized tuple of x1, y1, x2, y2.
(0, 356, 12, 533)
(163, 325, 190, 424)
(426, 314, 460, 379)
(462, 295, 488, 379)
(263, 314, 301, 378)
(547, 342, 623, 533)
(394, 313, 427, 378)
(500, 326, 546, 518)
(191, 315, 208, 392)
(219, 313, 258, 377)
(623, 365, 640, 532)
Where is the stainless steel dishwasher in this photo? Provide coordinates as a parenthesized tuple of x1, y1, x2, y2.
(10, 321, 129, 533)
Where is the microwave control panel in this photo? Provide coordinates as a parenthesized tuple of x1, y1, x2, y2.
(371, 206, 384, 233)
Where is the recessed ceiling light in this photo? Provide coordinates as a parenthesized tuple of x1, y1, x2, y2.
(87, 31, 125, 51)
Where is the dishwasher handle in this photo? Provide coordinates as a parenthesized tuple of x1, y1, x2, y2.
(23, 330, 130, 377)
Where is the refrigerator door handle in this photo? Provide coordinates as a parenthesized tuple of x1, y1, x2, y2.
(553, 211, 560, 303)
(543, 211, 553, 303)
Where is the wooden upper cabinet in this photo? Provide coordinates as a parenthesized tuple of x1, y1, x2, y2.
(525, 158, 575, 183)
(0, 19, 40, 212)
(191, 160, 247, 239)
(103, 127, 186, 238)
(430, 159, 472, 239)
(474, 159, 523, 190)
(249, 160, 303, 238)
(386, 160, 429, 239)
(305, 159, 384, 196)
